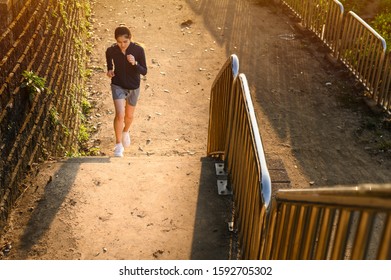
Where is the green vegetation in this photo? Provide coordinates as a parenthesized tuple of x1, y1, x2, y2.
(70, 0, 99, 157)
(81, 98, 92, 115)
(21, 1, 97, 158)
(49, 106, 60, 126)
(59, 0, 70, 29)
(371, 11, 391, 48)
(77, 123, 89, 143)
(21, 70, 47, 103)
(340, 0, 391, 47)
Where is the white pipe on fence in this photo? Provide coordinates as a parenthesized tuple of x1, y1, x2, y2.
(239, 74, 271, 208)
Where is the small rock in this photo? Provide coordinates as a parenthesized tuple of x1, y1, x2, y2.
(180, 19, 193, 28)
(153, 249, 164, 258)
(1, 243, 12, 255)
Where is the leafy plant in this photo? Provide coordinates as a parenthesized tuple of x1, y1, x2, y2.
(49, 106, 60, 126)
(371, 11, 391, 48)
(81, 98, 92, 115)
(339, 1, 391, 52)
(21, 70, 47, 103)
(78, 123, 89, 143)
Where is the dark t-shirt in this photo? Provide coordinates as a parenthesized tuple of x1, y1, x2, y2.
(106, 42, 147, 90)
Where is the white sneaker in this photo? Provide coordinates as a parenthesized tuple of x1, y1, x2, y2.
(122, 131, 131, 147)
(113, 143, 124, 157)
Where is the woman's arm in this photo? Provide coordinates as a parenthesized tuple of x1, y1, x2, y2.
(136, 47, 147, 76)
(106, 47, 115, 78)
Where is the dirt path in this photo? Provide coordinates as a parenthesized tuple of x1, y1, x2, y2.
(0, 0, 235, 260)
(1, 0, 390, 260)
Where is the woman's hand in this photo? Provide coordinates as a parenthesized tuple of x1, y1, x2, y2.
(126, 54, 136, 65)
(107, 70, 115, 78)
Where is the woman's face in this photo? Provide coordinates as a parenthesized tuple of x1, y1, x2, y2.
(116, 35, 130, 52)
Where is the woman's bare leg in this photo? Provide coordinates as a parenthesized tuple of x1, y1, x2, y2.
(124, 102, 136, 132)
(113, 99, 126, 144)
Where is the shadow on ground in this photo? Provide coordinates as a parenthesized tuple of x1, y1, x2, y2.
(16, 157, 110, 259)
(191, 157, 235, 259)
(5, 156, 235, 260)
(186, 0, 391, 187)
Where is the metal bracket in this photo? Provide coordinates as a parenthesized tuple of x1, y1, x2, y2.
(215, 162, 231, 195)
(217, 179, 232, 195)
(228, 221, 234, 232)
(215, 162, 228, 176)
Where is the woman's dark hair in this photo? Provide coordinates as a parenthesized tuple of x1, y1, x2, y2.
(114, 26, 131, 39)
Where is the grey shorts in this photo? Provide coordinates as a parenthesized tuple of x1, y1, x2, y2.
(111, 84, 140, 106)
